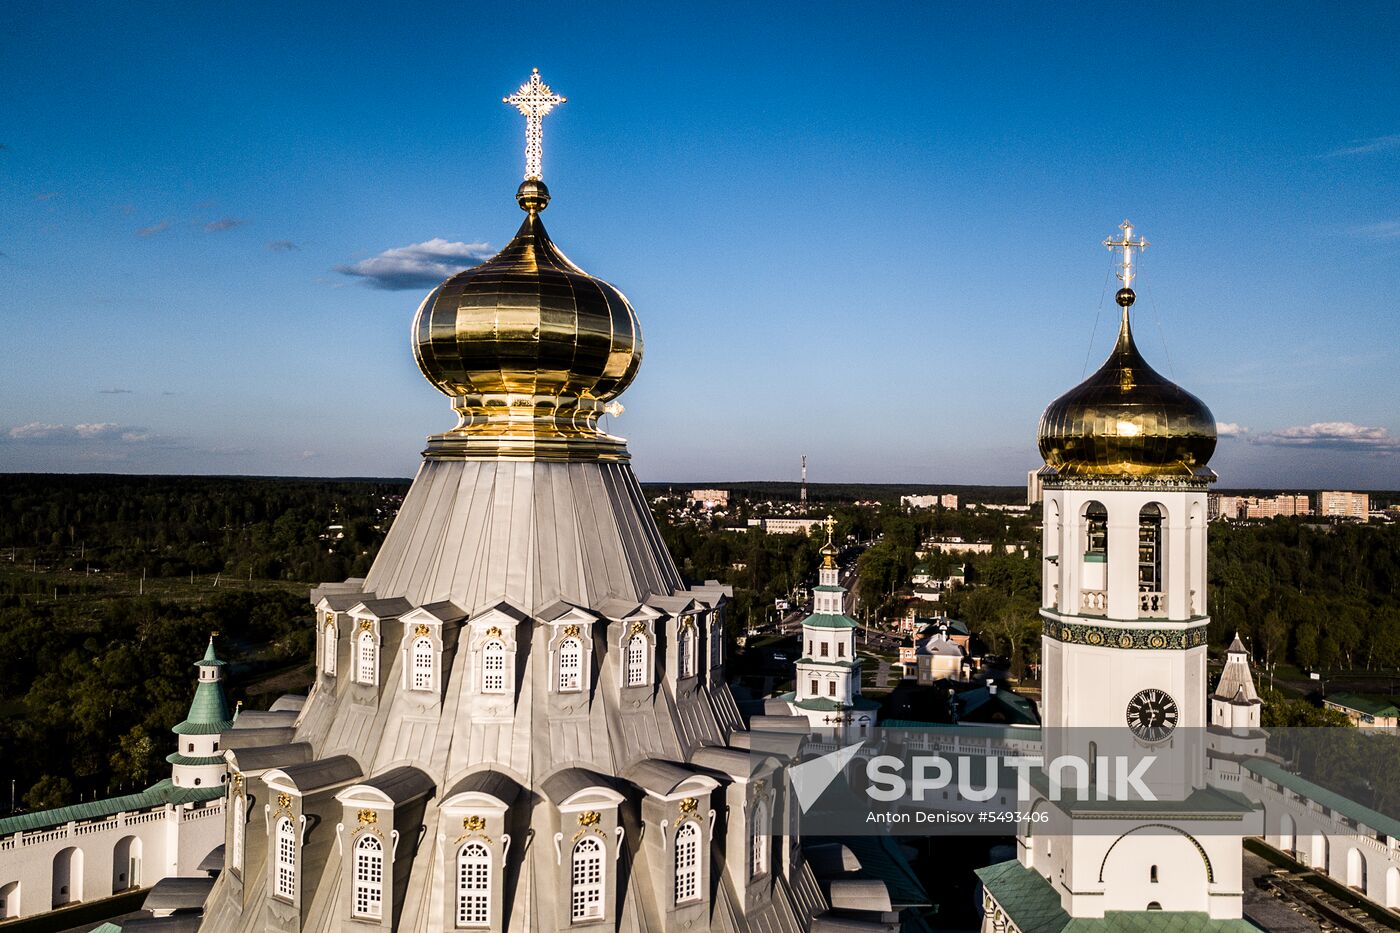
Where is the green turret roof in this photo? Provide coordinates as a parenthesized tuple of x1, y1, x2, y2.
(172, 638, 232, 736)
(802, 612, 858, 630)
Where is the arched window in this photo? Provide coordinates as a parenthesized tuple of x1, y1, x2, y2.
(558, 637, 583, 692)
(411, 636, 434, 690)
(1149, 864, 1158, 883)
(674, 820, 701, 904)
(678, 624, 694, 679)
(231, 795, 245, 874)
(352, 834, 383, 919)
(456, 841, 491, 927)
(1138, 504, 1163, 592)
(570, 836, 604, 921)
(751, 801, 769, 878)
(357, 630, 377, 685)
(324, 622, 337, 675)
(1084, 502, 1108, 558)
(626, 634, 648, 687)
(481, 640, 506, 694)
(275, 817, 296, 900)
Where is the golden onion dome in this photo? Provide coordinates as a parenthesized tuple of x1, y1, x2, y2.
(412, 180, 644, 461)
(1038, 291, 1216, 478)
(413, 180, 642, 401)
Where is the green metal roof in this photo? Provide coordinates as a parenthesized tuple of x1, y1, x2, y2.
(977, 859, 1256, 932)
(797, 657, 859, 668)
(0, 778, 224, 836)
(802, 612, 858, 630)
(173, 640, 231, 734)
(813, 834, 930, 908)
(813, 584, 845, 593)
(166, 752, 227, 767)
(1243, 757, 1400, 840)
(956, 686, 1040, 726)
(1324, 692, 1399, 717)
(197, 637, 227, 667)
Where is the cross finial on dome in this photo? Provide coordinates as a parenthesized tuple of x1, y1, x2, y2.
(1104, 220, 1149, 291)
(504, 68, 566, 182)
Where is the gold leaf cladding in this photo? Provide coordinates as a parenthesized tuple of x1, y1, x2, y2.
(563, 624, 580, 638)
(463, 815, 486, 832)
(414, 623, 430, 637)
(358, 619, 373, 632)
(578, 810, 600, 827)
(277, 792, 292, 809)
(628, 620, 646, 636)
(357, 809, 377, 825)
(679, 797, 698, 815)
(485, 626, 502, 638)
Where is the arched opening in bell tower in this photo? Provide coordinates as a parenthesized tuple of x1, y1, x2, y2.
(1138, 504, 1166, 617)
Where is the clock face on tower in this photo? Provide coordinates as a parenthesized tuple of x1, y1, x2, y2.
(1125, 688, 1179, 742)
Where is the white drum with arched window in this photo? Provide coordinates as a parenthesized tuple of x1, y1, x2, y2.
(357, 630, 377, 685)
(352, 834, 384, 919)
(481, 639, 506, 693)
(455, 841, 491, 927)
(411, 635, 434, 690)
(674, 820, 701, 903)
(570, 836, 604, 921)
(626, 633, 647, 686)
(275, 817, 297, 900)
(558, 637, 583, 692)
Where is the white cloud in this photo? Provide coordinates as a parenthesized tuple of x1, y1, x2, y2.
(136, 221, 170, 237)
(1353, 221, 1400, 240)
(337, 238, 494, 290)
(4, 422, 169, 446)
(204, 217, 245, 233)
(1215, 422, 1247, 437)
(1253, 422, 1400, 452)
(1324, 134, 1400, 158)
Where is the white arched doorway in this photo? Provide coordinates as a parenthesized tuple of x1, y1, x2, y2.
(1310, 833, 1329, 874)
(0, 881, 19, 919)
(52, 847, 83, 907)
(1346, 848, 1367, 892)
(1278, 812, 1295, 856)
(1386, 866, 1399, 909)
(113, 835, 142, 892)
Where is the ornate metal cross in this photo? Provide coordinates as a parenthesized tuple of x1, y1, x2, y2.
(504, 68, 566, 181)
(1104, 220, 1149, 289)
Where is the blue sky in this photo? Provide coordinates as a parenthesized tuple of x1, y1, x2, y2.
(2, 2, 1398, 488)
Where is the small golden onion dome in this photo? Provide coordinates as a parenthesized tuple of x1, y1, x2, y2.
(412, 181, 642, 402)
(1038, 307, 1216, 478)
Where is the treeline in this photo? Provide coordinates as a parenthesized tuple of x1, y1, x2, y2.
(0, 588, 312, 811)
(1210, 520, 1400, 671)
(0, 473, 406, 583)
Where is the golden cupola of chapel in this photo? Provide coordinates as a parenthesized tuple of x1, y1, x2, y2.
(1037, 221, 1217, 479)
(412, 69, 643, 461)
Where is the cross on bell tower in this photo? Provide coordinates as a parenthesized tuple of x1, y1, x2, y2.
(504, 68, 566, 181)
(1104, 219, 1149, 291)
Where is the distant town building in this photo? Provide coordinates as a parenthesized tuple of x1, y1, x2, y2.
(1323, 693, 1399, 730)
(1317, 490, 1370, 520)
(900, 494, 939, 509)
(686, 487, 729, 509)
(1027, 468, 1043, 505)
(940, 494, 959, 509)
(1234, 493, 1311, 519)
(925, 536, 995, 555)
(761, 517, 825, 535)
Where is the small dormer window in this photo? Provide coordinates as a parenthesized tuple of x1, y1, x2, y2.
(275, 816, 297, 899)
(570, 836, 604, 921)
(674, 820, 701, 904)
(357, 629, 377, 685)
(751, 801, 770, 878)
(626, 633, 648, 687)
(352, 834, 384, 919)
(677, 623, 695, 679)
(456, 841, 491, 926)
(411, 635, 434, 691)
(324, 620, 337, 676)
(482, 639, 507, 693)
(558, 637, 583, 692)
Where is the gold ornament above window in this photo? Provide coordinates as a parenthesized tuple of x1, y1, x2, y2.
(578, 810, 600, 827)
(277, 792, 292, 809)
(357, 809, 377, 825)
(463, 815, 486, 831)
(485, 625, 502, 638)
(414, 623, 430, 637)
(563, 624, 580, 638)
(629, 620, 646, 636)
(358, 619, 373, 632)
(679, 797, 698, 815)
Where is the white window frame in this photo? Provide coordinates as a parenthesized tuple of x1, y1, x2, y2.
(481, 639, 507, 694)
(324, 621, 337, 676)
(557, 637, 583, 693)
(570, 836, 604, 922)
(625, 633, 648, 687)
(455, 841, 491, 927)
(411, 635, 434, 691)
(674, 820, 701, 904)
(751, 801, 769, 878)
(352, 833, 384, 920)
(232, 795, 245, 874)
(678, 624, 694, 679)
(357, 629, 377, 686)
(275, 816, 296, 900)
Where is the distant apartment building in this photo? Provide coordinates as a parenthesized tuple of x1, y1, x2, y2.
(925, 536, 994, 555)
(761, 517, 825, 535)
(687, 488, 730, 509)
(1027, 469, 1044, 505)
(900, 494, 940, 510)
(1229, 493, 1311, 519)
(940, 494, 958, 509)
(1317, 490, 1370, 520)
